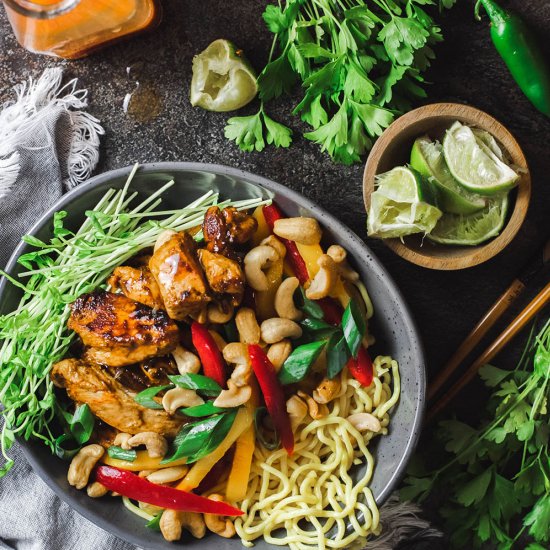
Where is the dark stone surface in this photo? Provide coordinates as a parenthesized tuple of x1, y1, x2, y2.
(0, 0, 549, 544)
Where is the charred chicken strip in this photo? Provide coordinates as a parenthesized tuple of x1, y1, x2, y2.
(149, 231, 211, 320)
(203, 206, 257, 256)
(197, 249, 245, 306)
(107, 266, 164, 310)
(68, 291, 179, 367)
(51, 359, 184, 437)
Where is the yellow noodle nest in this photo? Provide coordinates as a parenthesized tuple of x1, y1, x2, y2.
(235, 356, 400, 550)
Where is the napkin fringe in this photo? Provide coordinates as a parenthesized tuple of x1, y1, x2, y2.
(0, 67, 104, 193)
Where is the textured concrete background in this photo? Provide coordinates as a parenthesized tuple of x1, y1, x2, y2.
(0, 0, 549, 532)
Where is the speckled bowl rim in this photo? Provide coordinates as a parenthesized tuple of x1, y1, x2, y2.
(1, 162, 426, 549)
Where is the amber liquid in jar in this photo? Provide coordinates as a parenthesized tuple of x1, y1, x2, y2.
(3, 0, 162, 59)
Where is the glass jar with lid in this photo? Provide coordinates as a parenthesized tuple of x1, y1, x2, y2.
(2, 0, 162, 59)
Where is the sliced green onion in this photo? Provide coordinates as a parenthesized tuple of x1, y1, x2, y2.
(300, 317, 339, 341)
(181, 401, 229, 417)
(254, 407, 280, 450)
(54, 434, 81, 460)
(341, 298, 366, 358)
(278, 340, 327, 385)
(146, 511, 163, 531)
(122, 496, 155, 521)
(107, 446, 137, 462)
(326, 331, 351, 379)
(169, 374, 222, 396)
(59, 404, 95, 445)
(297, 287, 324, 319)
(134, 385, 173, 409)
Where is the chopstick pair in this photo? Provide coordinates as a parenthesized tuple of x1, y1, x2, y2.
(426, 238, 550, 423)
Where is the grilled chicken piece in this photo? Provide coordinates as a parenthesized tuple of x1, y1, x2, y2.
(108, 266, 164, 310)
(197, 249, 245, 306)
(203, 206, 257, 256)
(51, 359, 184, 437)
(109, 356, 177, 393)
(148, 231, 211, 320)
(68, 291, 179, 367)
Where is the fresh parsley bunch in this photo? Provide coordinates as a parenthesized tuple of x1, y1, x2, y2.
(402, 320, 550, 549)
(225, 0, 455, 164)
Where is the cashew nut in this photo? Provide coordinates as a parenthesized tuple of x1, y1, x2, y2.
(267, 340, 293, 372)
(274, 277, 302, 321)
(313, 377, 342, 404)
(204, 494, 236, 538)
(213, 379, 252, 408)
(154, 229, 177, 252)
(191, 307, 208, 324)
(138, 469, 156, 478)
(86, 481, 108, 498)
(113, 432, 132, 450)
(162, 386, 204, 414)
(347, 413, 381, 433)
(223, 342, 252, 387)
(235, 308, 261, 344)
(127, 432, 168, 458)
(147, 466, 189, 484)
(298, 391, 329, 420)
(209, 330, 227, 351)
(160, 509, 206, 541)
(260, 235, 286, 259)
(305, 255, 338, 300)
(273, 217, 322, 245)
(172, 345, 201, 375)
(261, 318, 302, 344)
(327, 244, 359, 281)
(68, 444, 104, 490)
(207, 302, 234, 324)
(244, 245, 280, 291)
(286, 395, 308, 432)
(139, 500, 164, 515)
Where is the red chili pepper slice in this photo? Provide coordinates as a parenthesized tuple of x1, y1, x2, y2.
(191, 321, 227, 387)
(347, 347, 374, 387)
(317, 297, 343, 326)
(248, 344, 294, 455)
(262, 203, 310, 285)
(95, 465, 243, 516)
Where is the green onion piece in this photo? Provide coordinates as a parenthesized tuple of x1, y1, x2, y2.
(146, 511, 163, 531)
(61, 404, 95, 445)
(134, 385, 173, 409)
(341, 298, 366, 358)
(254, 407, 280, 450)
(222, 319, 239, 343)
(278, 340, 327, 385)
(107, 446, 137, 462)
(54, 434, 81, 460)
(300, 317, 339, 341)
(161, 411, 236, 464)
(181, 401, 229, 417)
(326, 331, 351, 379)
(168, 374, 222, 397)
(297, 287, 325, 319)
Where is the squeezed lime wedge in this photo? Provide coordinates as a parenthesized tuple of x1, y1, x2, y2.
(367, 166, 442, 239)
(443, 122, 519, 195)
(191, 39, 258, 112)
(411, 136, 487, 215)
(427, 194, 509, 246)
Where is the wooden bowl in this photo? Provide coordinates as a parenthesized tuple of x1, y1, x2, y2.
(363, 103, 531, 270)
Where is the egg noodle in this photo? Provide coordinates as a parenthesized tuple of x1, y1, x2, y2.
(235, 356, 400, 550)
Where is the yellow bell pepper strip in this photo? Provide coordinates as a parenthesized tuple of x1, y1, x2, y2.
(95, 465, 243, 516)
(225, 424, 255, 502)
(248, 344, 294, 455)
(250, 206, 271, 246)
(101, 451, 187, 472)
(176, 406, 254, 492)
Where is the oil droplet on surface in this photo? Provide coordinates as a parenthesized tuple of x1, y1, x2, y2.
(123, 62, 162, 122)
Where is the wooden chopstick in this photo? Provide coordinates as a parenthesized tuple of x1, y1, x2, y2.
(427, 238, 550, 402)
(426, 281, 550, 423)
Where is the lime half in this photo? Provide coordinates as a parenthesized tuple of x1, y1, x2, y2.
(367, 167, 442, 239)
(191, 39, 258, 112)
(411, 136, 486, 215)
(443, 122, 519, 195)
(427, 194, 509, 246)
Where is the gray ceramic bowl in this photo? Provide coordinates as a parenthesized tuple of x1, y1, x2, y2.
(0, 163, 425, 549)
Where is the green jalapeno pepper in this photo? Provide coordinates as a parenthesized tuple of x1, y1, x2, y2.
(476, 0, 550, 117)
